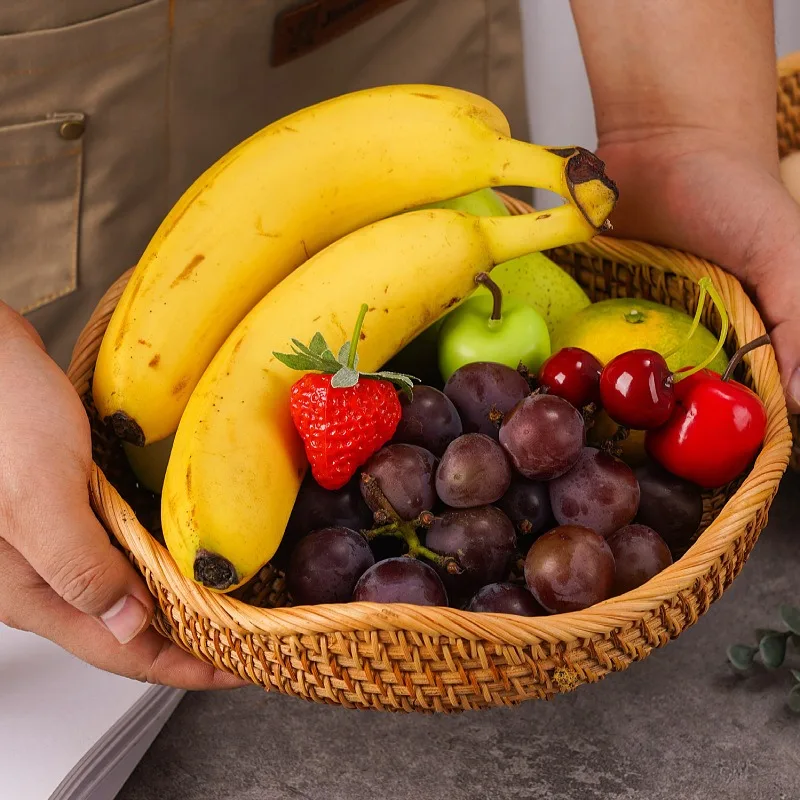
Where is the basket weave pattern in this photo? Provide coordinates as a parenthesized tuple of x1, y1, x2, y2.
(67, 195, 792, 712)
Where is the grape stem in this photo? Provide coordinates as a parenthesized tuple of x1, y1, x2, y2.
(475, 272, 503, 322)
(359, 474, 463, 574)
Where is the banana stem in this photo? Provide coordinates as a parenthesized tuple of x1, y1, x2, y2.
(479, 203, 599, 266)
(475, 272, 503, 321)
(347, 303, 369, 369)
(673, 278, 730, 382)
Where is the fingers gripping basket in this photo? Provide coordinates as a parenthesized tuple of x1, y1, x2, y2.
(68, 195, 791, 713)
(776, 51, 800, 470)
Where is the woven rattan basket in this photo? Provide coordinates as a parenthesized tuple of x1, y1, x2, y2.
(67, 189, 792, 712)
(777, 51, 800, 470)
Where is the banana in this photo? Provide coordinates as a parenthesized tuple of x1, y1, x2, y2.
(162, 187, 616, 592)
(93, 83, 616, 447)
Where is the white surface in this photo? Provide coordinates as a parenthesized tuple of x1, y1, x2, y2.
(0, 625, 183, 800)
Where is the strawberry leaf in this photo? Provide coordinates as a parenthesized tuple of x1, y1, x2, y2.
(272, 351, 326, 372)
(331, 366, 360, 388)
(308, 332, 329, 357)
(337, 341, 359, 370)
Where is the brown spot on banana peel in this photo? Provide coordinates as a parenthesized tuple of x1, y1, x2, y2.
(172, 376, 189, 396)
(107, 411, 146, 447)
(148, 353, 161, 368)
(169, 254, 206, 288)
(138, 339, 151, 347)
(411, 92, 439, 100)
(194, 550, 238, 590)
(186, 464, 192, 495)
(565, 147, 619, 229)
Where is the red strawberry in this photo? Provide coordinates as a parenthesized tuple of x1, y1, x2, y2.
(274, 304, 416, 490)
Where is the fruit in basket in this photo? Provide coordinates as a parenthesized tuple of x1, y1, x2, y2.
(94, 84, 617, 449)
(352, 557, 448, 606)
(586, 411, 648, 467)
(161, 186, 617, 591)
(496, 475, 554, 537)
(467, 582, 544, 615)
(425, 506, 517, 599)
(645, 337, 770, 489)
(553, 296, 729, 375)
(548, 447, 640, 537)
(524, 525, 615, 613)
(537, 347, 602, 409)
(418, 186, 511, 217)
(437, 272, 550, 380)
(286, 527, 375, 605)
(435, 433, 512, 508)
(633, 461, 703, 553)
(275, 307, 415, 490)
(122, 434, 174, 494)
(391, 385, 462, 456)
(443, 361, 530, 439)
(360, 444, 437, 521)
(607, 524, 672, 595)
(499, 394, 585, 480)
(274, 475, 374, 567)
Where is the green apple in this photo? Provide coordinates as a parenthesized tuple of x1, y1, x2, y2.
(416, 186, 511, 217)
(437, 273, 551, 381)
(123, 434, 174, 494)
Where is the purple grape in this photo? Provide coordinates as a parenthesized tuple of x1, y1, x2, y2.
(443, 362, 530, 439)
(352, 557, 448, 606)
(274, 474, 373, 567)
(425, 506, 517, 599)
(524, 525, 615, 613)
(496, 476, 554, 537)
(499, 394, 585, 480)
(467, 582, 544, 616)
(548, 447, 640, 538)
(634, 461, 704, 553)
(361, 444, 437, 520)
(607, 524, 673, 595)
(435, 433, 512, 508)
(392, 385, 463, 457)
(286, 527, 375, 605)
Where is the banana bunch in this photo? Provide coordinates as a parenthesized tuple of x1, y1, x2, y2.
(92, 84, 617, 592)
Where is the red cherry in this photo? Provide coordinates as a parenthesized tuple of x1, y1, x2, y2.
(538, 347, 602, 409)
(599, 349, 675, 429)
(645, 357, 768, 489)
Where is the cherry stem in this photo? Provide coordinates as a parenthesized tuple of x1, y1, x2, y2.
(673, 278, 729, 382)
(663, 281, 707, 361)
(721, 334, 771, 382)
(347, 303, 369, 370)
(475, 272, 503, 322)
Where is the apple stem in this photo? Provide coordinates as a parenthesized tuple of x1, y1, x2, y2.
(721, 334, 771, 382)
(673, 278, 730, 382)
(475, 272, 503, 321)
(663, 280, 707, 361)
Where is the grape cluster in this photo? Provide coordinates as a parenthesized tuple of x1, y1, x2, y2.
(283, 359, 704, 614)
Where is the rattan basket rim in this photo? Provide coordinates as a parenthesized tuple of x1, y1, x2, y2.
(70, 194, 792, 645)
(779, 51, 800, 78)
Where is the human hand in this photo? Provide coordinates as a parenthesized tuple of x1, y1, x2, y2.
(0, 302, 244, 689)
(595, 129, 800, 413)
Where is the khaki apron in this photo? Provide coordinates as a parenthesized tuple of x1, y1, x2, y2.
(0, 0, 529, 369)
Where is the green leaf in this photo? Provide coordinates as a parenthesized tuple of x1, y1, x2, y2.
(337, 341, 359, 370)
(759, 633, 787, 669)
(790, 669, 800, 683)
(330, 366, 359, 388)
(308, 332, 329, 357)
(788, 685, 800, 713)
(272, 351, 326, 372)
(780, 604, 800, 635)
(727, 644, 757, 670)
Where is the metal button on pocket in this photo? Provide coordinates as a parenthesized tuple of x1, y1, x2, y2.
(58, 118, 86, 140)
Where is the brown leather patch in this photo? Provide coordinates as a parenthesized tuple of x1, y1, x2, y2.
(271, 0, 409, 66)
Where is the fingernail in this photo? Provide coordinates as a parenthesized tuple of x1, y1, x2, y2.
(100, 595, 150, 644)
(788, 367, 800, 413)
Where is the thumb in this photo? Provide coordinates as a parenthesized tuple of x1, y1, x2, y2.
(766, 317, 800, 415)
(6, 499, 154, 644)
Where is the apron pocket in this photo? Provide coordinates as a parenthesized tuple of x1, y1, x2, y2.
(0, 112, 84, 314)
